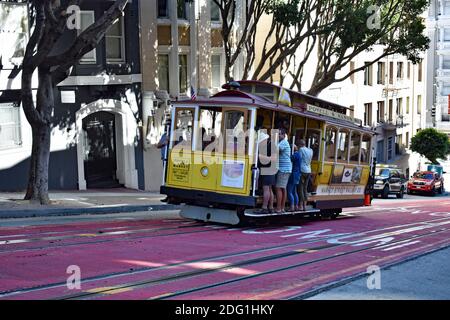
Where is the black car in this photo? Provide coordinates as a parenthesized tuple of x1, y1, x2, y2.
(372, 167, 408, 199)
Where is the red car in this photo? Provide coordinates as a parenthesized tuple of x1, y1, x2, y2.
(407, 171, 445, 195)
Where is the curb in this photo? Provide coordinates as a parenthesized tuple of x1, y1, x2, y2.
(0, 204, 181, 219)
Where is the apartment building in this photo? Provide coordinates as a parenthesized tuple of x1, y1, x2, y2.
(317, 46, 427, 177)
(425, 0, 450, 135)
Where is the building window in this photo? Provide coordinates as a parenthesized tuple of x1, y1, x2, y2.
(0, 103, 21, 149)
(396, 98, 403, 115)
(387, 136, 394, 161)
(377, 101, 385, 122)
(397, 62, 404, 79)
(377, 62, 385, 85)
(158, 0, 169, 18)
(350, 61, 355, 84)
(417, 95, 422, 114)
(158, 54, 169, 91)
(0, 2, 28, 69)
(442, 85, 450, 95)
(364, 62, 372, 86)
(388, 99, 393, 121)
(418, 61, 423, 82)
(364, 103, 373, 126)
(407, 62, 411, 79)
(396, 134, 403, 155)
(177, 0, 189, 20)
(406, 96, 410, 114)
(106, 17, 125, 63)
(211, 54, 222, 89)
(211, 0, 221, 22)
(444, 1, 450, 15)
(389, 61, 394, 84)
(79, 11, 96, 63)
(444, 28, 450, 41)
(405, 132, 410, 148)
(443, 56, 450, 69)
(179, 54, 188, 94)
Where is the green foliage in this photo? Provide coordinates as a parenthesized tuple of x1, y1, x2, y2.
(410, 128, 450, 164)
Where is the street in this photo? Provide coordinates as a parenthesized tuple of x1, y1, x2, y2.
(0, 193, 449, 300)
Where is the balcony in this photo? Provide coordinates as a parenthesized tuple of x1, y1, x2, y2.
(378, 116, 409, 131)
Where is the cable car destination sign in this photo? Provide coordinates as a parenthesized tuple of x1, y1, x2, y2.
(306, 104, 361, 125)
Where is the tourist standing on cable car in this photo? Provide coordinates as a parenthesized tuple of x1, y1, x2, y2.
(287, 145, 301, 212)
(298, 139, 313, 211)
(275, 128, 292, 213)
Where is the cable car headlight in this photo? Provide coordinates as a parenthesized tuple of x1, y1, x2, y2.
(201, 167, 209, 177)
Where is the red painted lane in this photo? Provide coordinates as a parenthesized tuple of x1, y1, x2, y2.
(0, 217, 192, 238)
(0, 223, 215, 253)
(4, 210, 450, 300)
(1, 199, 450, 299)
(72, 218, 450, 300)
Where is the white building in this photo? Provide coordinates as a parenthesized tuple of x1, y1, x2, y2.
(286, 45, 428, 177)
(426, 0, 450, 135)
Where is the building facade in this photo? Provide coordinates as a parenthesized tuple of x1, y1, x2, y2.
(426, 0, 450, 135)
(0, 0, 145, 191)
(0, 0, 240, 192)
(317, 48, 428, 177)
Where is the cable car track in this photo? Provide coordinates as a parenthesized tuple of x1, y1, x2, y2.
(3, 216, 449, 299)
(0, 223, 236, 254)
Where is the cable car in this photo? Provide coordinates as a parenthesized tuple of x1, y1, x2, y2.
(160, 81, 375, 225)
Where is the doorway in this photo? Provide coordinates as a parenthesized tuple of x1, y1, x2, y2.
(82, 111, 122, 188)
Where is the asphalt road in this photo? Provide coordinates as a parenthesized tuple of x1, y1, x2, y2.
(0, 193, 449, 300)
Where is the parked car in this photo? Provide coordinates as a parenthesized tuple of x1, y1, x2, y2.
(373, 166, 408, 198)
(407, 171, 444, 196)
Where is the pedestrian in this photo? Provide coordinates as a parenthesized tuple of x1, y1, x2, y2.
(157, 129, 169, 203)
(298, 139, 313, 211)
(287, 145, 301, 212)
(275, 128, 292, 213)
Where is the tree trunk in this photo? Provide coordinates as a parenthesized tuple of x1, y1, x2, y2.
(24, 125, 51, 204)
(24, 70, 54, 205)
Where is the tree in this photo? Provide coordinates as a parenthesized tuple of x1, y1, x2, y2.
(21, 0, 128, 204)
(216, 0, 429, 96)
(410, 128, 450, 165)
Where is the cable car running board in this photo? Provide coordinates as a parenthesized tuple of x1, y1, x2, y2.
(244, 208, 320, 218)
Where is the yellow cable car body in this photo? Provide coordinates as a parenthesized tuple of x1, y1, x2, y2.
(160, 81, 375, 225)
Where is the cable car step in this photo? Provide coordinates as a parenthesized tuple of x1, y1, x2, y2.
(245, 208, 320, 218)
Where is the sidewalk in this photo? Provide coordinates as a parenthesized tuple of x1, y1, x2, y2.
(0, 188, 179, 219)
(307, 245, 450, 300)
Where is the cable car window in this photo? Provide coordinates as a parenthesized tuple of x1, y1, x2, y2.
(325, 127, 338, 161)
(337, 129, 350, 162)
(197, 108, 222, 151)
(173, 108, 194, 149)
(274, 112, 290, 132)
(349, 132, 361, 162)
(361, 134, 371, 163)
(224, 109, 247, 156)
(295, 128, 320, 161)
